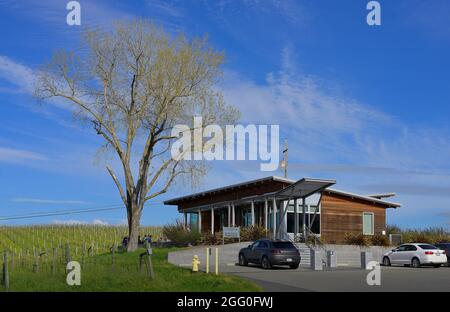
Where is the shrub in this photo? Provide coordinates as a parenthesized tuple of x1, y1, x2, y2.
(370, 234, 390, 246)
(162, 221, 201, 246)
(240, 225, 269, 242)
(386, 224, 402, 235)
(200, 226, 269, 245)
(201, 232, 219, 245)
(343, 233, 370, 246)
(387, 226, 450, 245)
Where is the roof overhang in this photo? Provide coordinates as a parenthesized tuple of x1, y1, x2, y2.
(274, 178, 336, 199)
(325, 188, 401, 208)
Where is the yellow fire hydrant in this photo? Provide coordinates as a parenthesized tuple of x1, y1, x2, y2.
(192, 255, 200, 273)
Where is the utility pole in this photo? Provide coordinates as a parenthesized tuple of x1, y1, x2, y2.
(281, 139, 288, 178)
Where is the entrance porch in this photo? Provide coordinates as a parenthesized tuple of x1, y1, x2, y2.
(181, 178, 335, 241)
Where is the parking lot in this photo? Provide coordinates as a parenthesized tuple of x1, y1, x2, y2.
(168, 243, 450, 292)
(221, 264, 450, 292)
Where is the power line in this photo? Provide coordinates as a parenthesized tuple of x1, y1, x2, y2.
(0, 201, 164, 221)
(0, 203, 124, 218)
(0, 206, 123, 221)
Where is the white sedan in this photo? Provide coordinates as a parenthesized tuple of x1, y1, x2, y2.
(382, 243, 447, 268)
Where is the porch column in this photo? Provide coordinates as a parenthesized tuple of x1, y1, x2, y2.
(227, 203, 231, 226)
(294, 199, 298, 238)
(281, 201, 287, 237)
(198, 210, 202, 233)
(264, 199, 268, 230)
(211, 207, 214, 235)
(251, 201, 255, 226)
(302, 198, 306, 241)
(183, 211, 188, 230)
(231, 202, 236, 227)
(272, 198, 277, 240)
(307, 204, 311, 229)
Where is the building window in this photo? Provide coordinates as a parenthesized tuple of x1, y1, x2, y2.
(286, 212, 321, 234)
(363, 212, 374, 235)
(190, 213, 198, 232)
(242, 209, 252, 227)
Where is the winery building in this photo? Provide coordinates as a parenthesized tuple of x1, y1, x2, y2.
(164, 176, 401, 243)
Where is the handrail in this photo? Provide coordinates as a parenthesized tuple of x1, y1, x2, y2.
(304, 226, 328, 253)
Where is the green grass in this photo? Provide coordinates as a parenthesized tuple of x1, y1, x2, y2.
(1, 248, 262, 292)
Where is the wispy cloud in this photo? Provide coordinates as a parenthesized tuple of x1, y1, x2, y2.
(11, 198, 91, 205)
(0, 55, 36, 93)
(222, 45, 450, 173)
(0, 147, 46, 163)
(146, 0, 184, 17)
(211, 0, 307, 25)
(52, 219, 109, 225)
(0, 0, 135, 30)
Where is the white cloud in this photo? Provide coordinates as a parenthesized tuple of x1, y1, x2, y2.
(0, 55, 36, 93)
(52, 219, 109, 225)
(0, 146, 47, 163)
(92, 219, 109, 225)
(11, 198, 91, 205)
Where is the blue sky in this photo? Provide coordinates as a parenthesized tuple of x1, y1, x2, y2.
(0, 0, 449, 229)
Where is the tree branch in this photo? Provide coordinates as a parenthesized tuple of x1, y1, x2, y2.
(106, 165, 127, 205)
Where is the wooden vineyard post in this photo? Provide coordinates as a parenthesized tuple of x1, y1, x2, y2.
(2, 251, 9, 289)
(10, 251, 14, 271)
(81, 243, 86, 269)
(111, 245, 115, 271)
(52, 248, 57, 276)
(65, 244, 71, 264)
(148, 251, 155, 280)
(39, 252, 46, 273)
(32, 249, 39, 273)
(144, 241, 155, 280)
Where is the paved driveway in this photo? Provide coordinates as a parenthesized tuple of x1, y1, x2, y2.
(220, 264, 450, 292)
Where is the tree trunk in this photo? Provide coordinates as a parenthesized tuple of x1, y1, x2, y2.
(127, 205, 141, 252)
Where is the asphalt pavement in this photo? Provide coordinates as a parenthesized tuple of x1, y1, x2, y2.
(221, 264, 450, 292)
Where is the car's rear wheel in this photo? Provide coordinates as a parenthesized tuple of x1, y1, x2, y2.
(289, 263, 299, 269)
(239, 253, 248, 266)
(411, 257, 421, 268)
(261, 256, 272, 270)
(382, 257, 391, 266)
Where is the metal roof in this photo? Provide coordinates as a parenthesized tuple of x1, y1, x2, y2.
(325, 188, 401, 208)
(163, 176, 294, 205)
(164, 176, 401, 209)
(367, 193, 397, 199)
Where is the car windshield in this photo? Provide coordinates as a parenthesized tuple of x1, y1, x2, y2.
(419, 244, 437, 250)
(272, 242, 295, 249)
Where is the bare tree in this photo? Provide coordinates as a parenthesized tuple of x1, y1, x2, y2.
(35, 20, 239, 251)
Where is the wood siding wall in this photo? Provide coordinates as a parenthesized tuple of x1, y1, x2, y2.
(321, 193, 387, 243)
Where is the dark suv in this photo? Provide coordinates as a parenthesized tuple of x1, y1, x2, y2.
(435, 243, 450, 266)
(238, 239, 301, 269)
